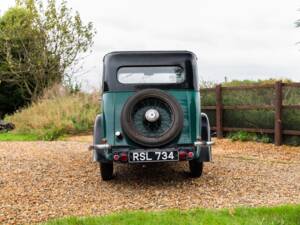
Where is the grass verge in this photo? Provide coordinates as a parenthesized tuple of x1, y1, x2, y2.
(4, 89, 99, 141)
(43, 205, 300, 225)
(0, 132, 39, 141)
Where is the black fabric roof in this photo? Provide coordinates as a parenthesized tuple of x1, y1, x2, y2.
(102, 51, 199, 92)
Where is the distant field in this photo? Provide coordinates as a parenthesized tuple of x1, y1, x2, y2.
(43, 205, 300, 225)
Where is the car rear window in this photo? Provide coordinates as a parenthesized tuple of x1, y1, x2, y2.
(117, 66, 185, 84)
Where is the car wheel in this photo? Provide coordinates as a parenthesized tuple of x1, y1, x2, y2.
(100, 162, 113, 181)
(121, 89, 183, 147)
(189, 160, 203, 177)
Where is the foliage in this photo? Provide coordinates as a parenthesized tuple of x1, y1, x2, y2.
(0, 6, 61, 101)
(222, 78, 292, 87)
(0, 7, 37, 117)
(5, 86, 100, 140)
(16, 0, 96, 88)
(283, 135, 300, 146)
(200, 78, 292, 89)
(227, 131, 272, 143)
(42, 205, 300, 225)
(0, 0, 95, 117)
(199, 79, 216, 88)
(0, 81, 28, 118)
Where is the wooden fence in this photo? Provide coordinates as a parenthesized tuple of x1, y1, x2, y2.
(201, 81, 300, 146)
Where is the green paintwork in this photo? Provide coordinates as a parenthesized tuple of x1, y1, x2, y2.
(101, 90, 201, 148)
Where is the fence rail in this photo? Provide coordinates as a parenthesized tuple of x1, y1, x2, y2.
(201, 81, 300, 146)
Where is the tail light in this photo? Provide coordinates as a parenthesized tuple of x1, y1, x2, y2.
(179, 151, 186, 160)
(113, 154, 120, 161)
(120, 153, 128, 162)
(187, 151, 194, 159)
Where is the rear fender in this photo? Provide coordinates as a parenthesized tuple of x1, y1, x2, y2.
(93, 114, 111, 162)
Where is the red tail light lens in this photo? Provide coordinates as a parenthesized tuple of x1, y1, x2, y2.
(120, 153, 128, 162)
(179, 151, 186, 160)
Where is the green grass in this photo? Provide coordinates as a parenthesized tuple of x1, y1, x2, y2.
(43, 205, 300, 225)
(0, 132, 39, 141)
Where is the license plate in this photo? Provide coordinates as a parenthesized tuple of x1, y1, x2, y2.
(129, 149, 178, 163)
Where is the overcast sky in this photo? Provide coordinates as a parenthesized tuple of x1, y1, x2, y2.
(1, 0, 300, 90)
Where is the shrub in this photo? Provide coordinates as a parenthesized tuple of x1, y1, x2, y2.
(283, 136, 300, 146)
(227, 131, 272, 143)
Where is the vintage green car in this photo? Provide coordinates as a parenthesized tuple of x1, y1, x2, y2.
(90, 51, 213, 180)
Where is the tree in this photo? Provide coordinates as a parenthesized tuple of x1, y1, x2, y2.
(0, 7, 38, 117)
(0, 7, 53, 101)
(0, 0, 95, 117)
(17, 0, 96, 89)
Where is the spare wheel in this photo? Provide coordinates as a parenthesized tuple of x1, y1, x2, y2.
(121, 89, 184, 147)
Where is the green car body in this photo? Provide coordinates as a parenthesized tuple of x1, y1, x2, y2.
(102, 90, 201, 147)
(91, 51, 213, 180)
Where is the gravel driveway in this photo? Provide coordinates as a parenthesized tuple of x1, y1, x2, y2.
(0, 137, 300, 224)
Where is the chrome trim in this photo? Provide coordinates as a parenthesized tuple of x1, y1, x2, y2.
(145, 109, 160, 122)
(194, 141, 214, 147)
(89, 144, 111, 151)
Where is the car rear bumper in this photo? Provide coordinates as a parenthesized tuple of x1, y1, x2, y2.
(89, 141, 213, 163)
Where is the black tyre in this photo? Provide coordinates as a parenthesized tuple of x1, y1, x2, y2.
(189, 160, 203, 178)
(121, 89, 183, 147)
(100, 162, 113, 181)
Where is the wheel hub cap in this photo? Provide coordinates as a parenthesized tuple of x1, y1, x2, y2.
(131, 98, 173, 138)
(145, 109, 160, 122)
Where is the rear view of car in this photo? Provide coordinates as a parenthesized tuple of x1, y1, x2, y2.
(90, 51, 213, 180)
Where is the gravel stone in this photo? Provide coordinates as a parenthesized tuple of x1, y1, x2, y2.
(0, 138, 299, 224)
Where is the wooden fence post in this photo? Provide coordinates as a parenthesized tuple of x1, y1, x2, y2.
(274, 81, 283, 146)
(216, 84, 223, 138)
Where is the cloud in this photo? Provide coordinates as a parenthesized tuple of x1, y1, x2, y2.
(1, 0, 300, 90)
